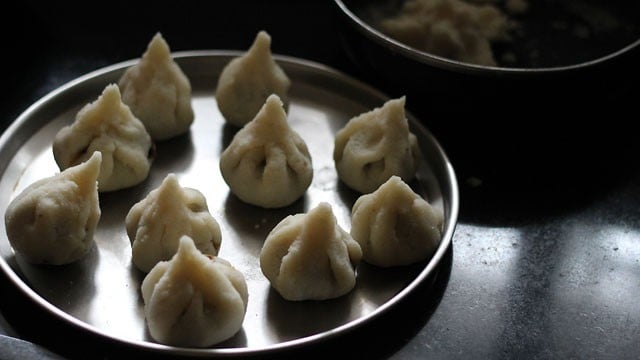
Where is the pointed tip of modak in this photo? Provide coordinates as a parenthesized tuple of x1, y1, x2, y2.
(383, 96, 406, 112)
(86, 151, 103, 168)
(307, 202, 335, 224)
(177, 235, 198, 255)
(383, 175, 404, 187)
(376, 175, 414, 198)
(93, 84, 132, 118)
(145, 32, 171, 60)
(265, 93, 284, 110)
(300, 202, 337, 240)
(378, 96, 407, 126)
(62, 151, 102, 192)
(152, 32, 164, 42)
(253, 94, 287, 127)
(157, 173, 181, 194)
(100, 84, 123, 105)
(161, 172, 179, 186)
(248, 30, 272, 57)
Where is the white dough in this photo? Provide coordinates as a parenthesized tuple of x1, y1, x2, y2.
(126, 173, 222, 273)
(219, 94, 312, 208)
(334, 96, 420, 194)
(260, 202, 362, 301)
(351, 176, 443, 267)
(141, 236, 248, 347)
(215, 30, 291, 127)
(53, 84, 153, 192)
(119, 33, 194, 141)
(379, 0, 512, 66)
(4, 152, 102, 265)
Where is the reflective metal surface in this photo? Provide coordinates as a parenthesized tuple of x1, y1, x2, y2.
(0, 52, 458, 356)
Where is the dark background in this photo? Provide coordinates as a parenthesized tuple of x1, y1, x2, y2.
(2, 1, 640, 359)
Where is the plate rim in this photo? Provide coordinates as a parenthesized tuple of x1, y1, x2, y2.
(0, 50, 459, 356)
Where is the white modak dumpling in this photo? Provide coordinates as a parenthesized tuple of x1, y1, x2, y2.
(215, 30, 291, 127)
(119, 33, 194, 141)
(141, 236, 248, 347)
(260, 202, 362, 301)
(4, 152, 102, 265)
(126, 173, 222, 273)
(219, 94, 312, 208)
(351, 176, 443, 267)
(333, 96, 421, 194)
(53, 84, 153, 192)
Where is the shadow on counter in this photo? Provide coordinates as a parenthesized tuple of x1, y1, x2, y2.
(435, 117, 640, 227)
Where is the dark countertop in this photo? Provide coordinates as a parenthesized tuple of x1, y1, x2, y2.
(1, 2, 639, 359)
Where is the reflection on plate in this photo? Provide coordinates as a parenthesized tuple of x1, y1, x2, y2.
(0, 51, 458, 356)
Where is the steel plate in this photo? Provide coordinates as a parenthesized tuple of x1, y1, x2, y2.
(0, 51, 458, 357)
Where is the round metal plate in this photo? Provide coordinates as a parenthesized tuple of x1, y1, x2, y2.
(0, 51, 458, 357)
